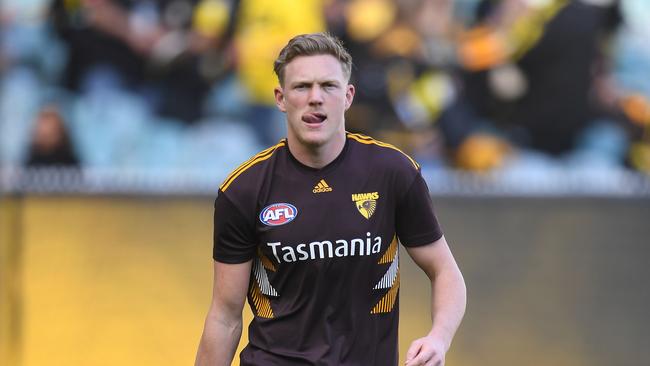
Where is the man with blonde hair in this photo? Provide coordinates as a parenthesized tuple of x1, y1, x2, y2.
(195, 32, 466, 366)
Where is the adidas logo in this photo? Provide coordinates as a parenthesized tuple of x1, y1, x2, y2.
(313, 179, 333, 193)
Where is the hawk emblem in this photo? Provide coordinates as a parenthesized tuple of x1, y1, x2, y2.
(351, 192, 379, 219)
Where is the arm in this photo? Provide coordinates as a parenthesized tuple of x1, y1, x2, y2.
(195, 259, 252, 366)
(404, 235, 466, 366)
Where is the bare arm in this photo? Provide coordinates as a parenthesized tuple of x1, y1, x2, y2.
(404, 236, 466, 366)
(195, 260, 252, 366)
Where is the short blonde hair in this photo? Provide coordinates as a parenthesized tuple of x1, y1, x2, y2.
(274, 33, 353, 86)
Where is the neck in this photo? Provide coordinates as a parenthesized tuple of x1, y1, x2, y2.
(287, 133, 346, 169)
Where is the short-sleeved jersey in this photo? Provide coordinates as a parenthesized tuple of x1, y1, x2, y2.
(213, 132, 443, 366)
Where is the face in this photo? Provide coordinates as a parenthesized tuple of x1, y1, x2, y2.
(34, 110, 65, 151)
(274, 54, 355, 150)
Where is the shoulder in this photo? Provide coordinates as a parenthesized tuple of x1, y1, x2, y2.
(219, 140, 287, 194)
(346, 132, 420, 173)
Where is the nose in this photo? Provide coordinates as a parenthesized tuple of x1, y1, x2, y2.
(308, 85, 324, 106)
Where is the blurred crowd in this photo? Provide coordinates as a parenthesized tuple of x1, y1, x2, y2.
(1, 0, 650, 178)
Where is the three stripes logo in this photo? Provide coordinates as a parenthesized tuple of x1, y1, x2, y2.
(313, 179, 333, 193)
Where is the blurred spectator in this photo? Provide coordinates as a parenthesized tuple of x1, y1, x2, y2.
(50, 0, 239, 123)
(440, 0, 629, 171)
(26, 105, 80, 167)
(231, 0, 326, 146)
(324, 0, 461, 165)
(3, 0, 649, 180)
(1, 0, 67, 169)
(607, 0, 650, 173)
(326, 0, 402, 135)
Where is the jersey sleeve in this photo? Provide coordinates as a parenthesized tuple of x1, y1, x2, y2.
(213, 191, 258, 263)
(395, 173, 443, 247)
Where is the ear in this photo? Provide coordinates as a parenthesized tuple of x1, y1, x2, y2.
(274, 87, 287, 113)
(344, 84, 355, 110)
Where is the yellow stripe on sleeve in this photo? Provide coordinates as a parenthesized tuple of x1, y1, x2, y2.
(219, 141, 285, 191)
(346, 133, 420, 170)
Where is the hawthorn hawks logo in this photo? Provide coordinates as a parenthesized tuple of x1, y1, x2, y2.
(351, 192, 379, 219)
(260, 203, 298, 226)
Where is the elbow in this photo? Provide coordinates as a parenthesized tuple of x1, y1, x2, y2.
(206, 304, 243, 331)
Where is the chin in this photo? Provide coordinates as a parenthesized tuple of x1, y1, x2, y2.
(290, 122, 341, 148)
(298, 136, 327, 148)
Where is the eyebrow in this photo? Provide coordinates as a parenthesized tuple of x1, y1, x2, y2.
(290, 79, 341, 87)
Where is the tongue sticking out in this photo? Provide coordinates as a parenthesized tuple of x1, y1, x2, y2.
(302, 113, 326, 124)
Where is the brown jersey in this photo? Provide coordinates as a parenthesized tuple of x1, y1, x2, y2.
(213, 132, 443, 365)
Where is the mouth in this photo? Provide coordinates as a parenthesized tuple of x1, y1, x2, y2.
(301, 112, 327, 125)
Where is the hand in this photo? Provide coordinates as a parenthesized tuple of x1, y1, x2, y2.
(404, 335, 447, 366)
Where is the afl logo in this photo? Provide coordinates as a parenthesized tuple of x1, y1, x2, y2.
(260, 203, 298, 226)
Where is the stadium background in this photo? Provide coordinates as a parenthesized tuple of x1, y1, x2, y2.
(1, 195, 649, 365)
(2, 0, 650, 365)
